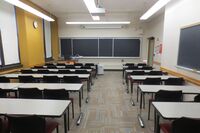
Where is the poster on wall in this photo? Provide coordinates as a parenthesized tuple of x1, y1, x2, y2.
(154, 44, 162, 55)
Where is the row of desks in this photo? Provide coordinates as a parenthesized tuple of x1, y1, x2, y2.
(123, 70, 200, 133)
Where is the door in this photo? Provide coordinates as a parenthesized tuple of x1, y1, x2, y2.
(147, 37, 155, 66)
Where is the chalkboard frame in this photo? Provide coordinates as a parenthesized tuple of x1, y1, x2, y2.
(60, 37, 141, 58)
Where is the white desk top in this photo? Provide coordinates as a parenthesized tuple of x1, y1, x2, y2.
(0, 83, 23, 89)
(0, 98, 70, 117)
(30, 68, 92, 72)
(3, 74, 90, 78)
(17, 83, 83, 91)
(130, 75, 175, 80)
(139, 85, 200, 94)
(152, 102, 200, 119)
(125, 70, 153, 73)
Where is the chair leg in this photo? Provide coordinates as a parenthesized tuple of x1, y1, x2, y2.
(148, 100, 151, 120)
(71, 100, 74, 119)
(56, 125, 59, 133)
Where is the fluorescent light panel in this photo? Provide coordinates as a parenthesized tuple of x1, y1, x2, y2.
(83, 25, 123, 29)
(4, 0, 55, 21)
(140, 0, 171, 20)
(66, 21, 131, 25)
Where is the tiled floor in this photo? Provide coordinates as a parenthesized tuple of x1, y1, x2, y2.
(56, 71, 157, 133)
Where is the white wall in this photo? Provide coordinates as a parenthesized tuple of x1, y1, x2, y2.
(58, 15, 148, 69)
(145, 14, 164, 65)
(162, 0, 200, 80)
(0, 1, 20, 65)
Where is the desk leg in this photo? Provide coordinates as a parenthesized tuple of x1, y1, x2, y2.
(67, 106, 70, 130)
(126, 78, 129, 93)
(130, 80, 135, 106)
(64, 112, 67, 133)
(77, 90, 83, 125)
(86, 80, 90, 103)
(122, 69, 125, 84)
(154, 110, 160, 133)
(138, 92, 145, 128)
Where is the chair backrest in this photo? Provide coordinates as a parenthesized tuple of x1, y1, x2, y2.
(0, 76, 10, 83)
(74, 63, 83, 66)
(194, 94, 200, 102)
(47, 65, 57, 69)
(165, 78, 185, 85)
(43, 89, 68, 100)
(21, 69, 34, 74)
(0, 88, 8, 98)
(57, 63, 66, 66)
(33, 66, 44, 69)
(127, 66, 138, 70)
(18, 88, 43, 99)
(63, 76, 81, 83)
(155, 90, 183, 102)
(75, 70, 89, 74)
(18, 76, 36, 83)
(85, 63, 94, 66)
(140, 66, 153, 70)
(7, 115, 45, 133)
(148, 71, 163, 75)
(37, 69, 49, 74)
(131, 71, 145, 75)
(43, 76, 60, 83)
(81, 66, 91, 69)
(172, 117, 200, 133)
(143, 78, 161, 85)
(57, 70, 73, 74)
(137, 63, 147, 66)
(65, 65, 75, 69)
(125, 63, 135, 66)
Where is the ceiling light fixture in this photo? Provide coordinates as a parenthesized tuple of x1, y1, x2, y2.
(83, 0, 105, 20)
(66, 21, 131, 25)
(82, 25, 123, 29)
(4, 0, 55, 21)
(140, 0, 171, 20)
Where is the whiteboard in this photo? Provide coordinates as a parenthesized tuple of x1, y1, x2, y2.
(44, 20, 52, 58)
(0, 1, 20, 65)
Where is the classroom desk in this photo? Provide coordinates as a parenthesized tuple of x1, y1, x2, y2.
(2, 73, 91, 95)
(29, 68, 92, 72)
(137, 85, 200, 128)
(17, 83, 84, 125)
(152, 102, 200, 133)
(0, 98, 70, 133)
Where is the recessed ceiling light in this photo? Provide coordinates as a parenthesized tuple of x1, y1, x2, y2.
(66, 21, 131, 25)
(140, 0, 171, 20)
(4, 0, 55, 21)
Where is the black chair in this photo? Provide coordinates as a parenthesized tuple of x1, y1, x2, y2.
(18, 88, 43, 99)
(148, 90, 182, 120)
(75, 70, 89, 74)
(85, 63, 94, 66)
(125, 63, 135, 67)
(81, 66, 91, 69)
(18, 76, 36, 83)
(131, 71, 145, 75)
(57, 70, 74, 74)
(194, 94, 200, 102)
(160, 117, 200, 133)
(74, 63, 83, 67)
(143, 78, 162, 85)
(137, 63, 147, 66)
(140, 66, 153, 70)
(172, 117, 200, 133)
(33, 66, 44, 69)
(47, 65, 57, 69)
(0, 76, 10, 83)
(43, 89, 74, 119)
(56, 63, 66, 66)
(21, 69, 35, 74)
(37, 70, 50, 74)
(7, 115, 59, 133)
(164, 77, 185, 85)
(65, 65, 75, 69)
(63, 76, 81, 83)
(43, 76, 60, 83)
(0, 88, 8, 98)
(148, 71, 163, 75)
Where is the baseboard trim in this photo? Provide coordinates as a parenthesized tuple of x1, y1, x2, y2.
(160, 67, 200, 86)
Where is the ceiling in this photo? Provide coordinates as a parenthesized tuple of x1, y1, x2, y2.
(30, 0, 160, 21)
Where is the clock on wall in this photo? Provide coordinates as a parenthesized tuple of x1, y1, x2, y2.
(33, 20, 38, 29)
